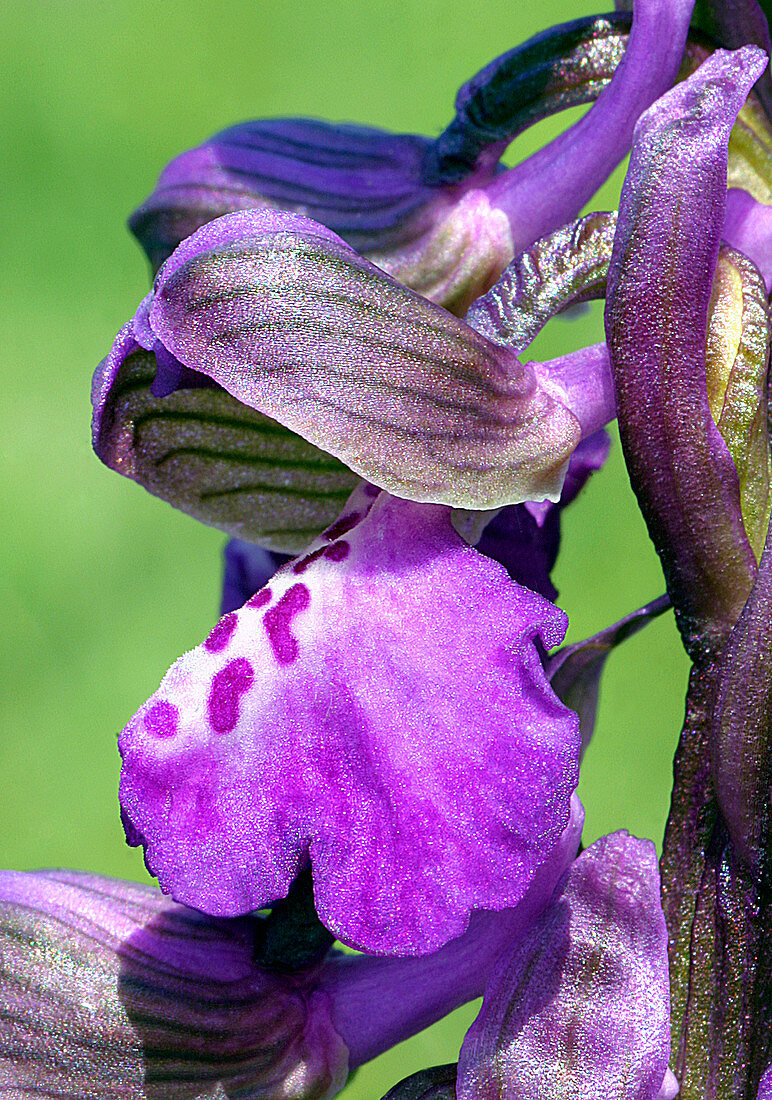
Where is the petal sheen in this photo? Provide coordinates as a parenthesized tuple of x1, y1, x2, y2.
(457, 832, 670, 1100)
(0, 871, 348, 1099)
(150, 209, 583, 509)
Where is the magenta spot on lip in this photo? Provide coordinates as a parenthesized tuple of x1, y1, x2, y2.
(208, 657, 254, 734)
(144, 699, 179, 740)
(293, 545, 326, 575)
(325, 540, 350, 562)
(204, 611, 237, 652)
(264, 583, 311, 665)
(293, 540, 350, 574)
(247, 587, 272, 609)
(323, 512, 360, 541)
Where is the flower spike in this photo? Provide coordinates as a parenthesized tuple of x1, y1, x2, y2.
(119, 485, 580, 955)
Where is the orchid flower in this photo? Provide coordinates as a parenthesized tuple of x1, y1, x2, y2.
(0, 803, 584, 1094)
(92, 208, 616, 552)
(12, 0, 772, 1094)
(128, 0, 694, 314)
(118, 482, 581, 956)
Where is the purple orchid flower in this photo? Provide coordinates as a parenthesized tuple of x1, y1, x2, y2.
(118, 483, 581, 956)
(127, 0, 693, 316)
(381, 832, 674, 1100)
(0, 801, 583, 1094)
(92, 207, 616, 552)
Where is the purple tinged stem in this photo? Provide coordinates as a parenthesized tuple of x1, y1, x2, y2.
(485, 0, 695, 254)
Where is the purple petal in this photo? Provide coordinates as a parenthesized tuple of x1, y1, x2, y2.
(485, 0, 695, 253)
(758, 1065, 772, 1100)
(656, 1069, 680, 1100)
(427, 16, 632, 182)
(148, 208, 606, 510)
(119, 487, 580, 955)
(456, 832, 670, 1100)
(0, 870, 348, 1097)
(131, 17, 635, 281)
(475, 431, 611, 602)
(692, 0, 772, 118)
(325, 796, 584, 1068)
(605, 47, 765, 650)
(129, 118, 441, 272)
(724, 187, 772, 293)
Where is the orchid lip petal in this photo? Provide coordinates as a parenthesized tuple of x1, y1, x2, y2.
(325, 795, 584, 1068)
(119, 486, 580, 956)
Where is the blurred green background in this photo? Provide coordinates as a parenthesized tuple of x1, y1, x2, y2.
(2, 1, 689, 1094)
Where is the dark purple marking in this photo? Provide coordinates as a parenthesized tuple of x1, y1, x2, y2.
(293, 545, 327, 574)
(323, 512, 360, 541)
(204, 611, 237, 652)
(144, 699, 179, 740)
(363, 483, 380, 498)
(264, 583, 311, 665)
(208, 657, 255, 734)
(247, 587, 272, 609)
(293, 540, 351, 574)
(325, 540, 350, 563)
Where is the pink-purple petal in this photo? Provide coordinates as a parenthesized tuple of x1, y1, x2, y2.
(723, 187, 772, 293)
(456, 832, 670, 1100)
(119, 487, 580, 956)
